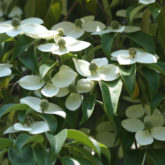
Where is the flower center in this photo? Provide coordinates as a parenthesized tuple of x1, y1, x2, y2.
(57, 38, 66, 49)
(129, 48, 137, 59)
(40, 99, 49, 112)
(68, 84, 76, 93)
(57, 28, 64, 36)
(144, 121, 153, 130)
(11, 17, 21, 28)
(111, 21, 120, 29)
(89, 63, 98, 72)
(74, 19, 83, 28)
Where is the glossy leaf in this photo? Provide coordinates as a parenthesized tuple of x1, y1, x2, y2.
(80, 94, 96, 125)
(99, 79, 122, 118)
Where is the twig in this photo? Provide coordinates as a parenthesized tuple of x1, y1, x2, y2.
(63, 0, 78, 21)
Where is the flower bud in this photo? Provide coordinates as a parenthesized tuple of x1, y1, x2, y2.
(129, 48, 137, 59)
(111, 20, 120, 29)
(74, 19, 83, 28)
(40, 99, 49, 112)
(57, 38, 66, 49)
(57, 28, 64, 36)
(11, 17, 21, 28)
(89, 63, 98, 72)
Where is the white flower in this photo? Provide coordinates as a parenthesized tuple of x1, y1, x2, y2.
(18, 64, 60, 97)
(8, 6, 23, 18)
(92, 21, 140, 35)
(26, 29, 58, 40)
(51, 65, 77, 88)
(139, 0, 156, 5)
(51, 15, 105, 39)
(4, 121, 49, 134)
(55, 78, 94, 111)
(0, 63, 12, 77)
(20, 96, 66, 118)
(122, 104, 165, 145)
(37, 36, 91, 56)
(73, 57, 119, 81)
(0, 17, 45, 37)
(111, 48, 157, 65)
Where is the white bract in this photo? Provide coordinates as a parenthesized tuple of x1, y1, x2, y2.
(73, 57, 119, 81)
(51, 15, 106, 39)
(4, 121, 49, 134)
(55, 78, 94, 111)
(122, 104, 165, 145)
(52, 65, 77, 88)
(37, 36, 91, 55)
(111, 48, 157, 65)
(0, 63, 12, 77)
(92, 21, 140, 35)
(139, 0, 156, 5)
(20, 96, 66, 118)
(0, 17, 44, 37)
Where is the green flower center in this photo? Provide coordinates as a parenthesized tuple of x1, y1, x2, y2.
(40, 99, 49, 112)
(89, 63, 98, 72)
(129, 48, 137, 59)
(68, 84, 76, 93)
(57, 28, 64, 36)
(111, 21, 120, 29)
(11, 17, 21, 28)
(144, 121, 153, 130)
(74, 19, 83, 28)
(57, 38, 66, 49)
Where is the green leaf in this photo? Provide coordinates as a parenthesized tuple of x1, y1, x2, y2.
(24, 0, 36, 17)
(148, 61, 165, 76)
(12, 35, 34, 60)
(60, 157, 91, 165)
(46, 129, 67, 159)
(149, 4, 161, 21)
(67, 129, 101, 157)
(33, 144, 55, 165)
(18, 46, 38, 74)
(0, 138, 12, 150)
(45, 2, 61, 28)
(147, 149, 165, 165)
(99, 79, 122, 118)
(101, 33, 116, 57)
(157, 9, 165, 51)
(124, 150, 145, 165)
(0, 103, 29, 118)
(15, 134, 44, 150)
(80, 94, 96, 125)
(0, 33, 12, 43)
(119, 64, 136, 96)
(127, 31, 155, 54)
(8, 146, 35, 165)
(85, 0, 97, 14)
(130, 5, 145, 23)
(140, 67, 159, 99)
(150, 93, 165, 112)
(41, 114, 58, 134)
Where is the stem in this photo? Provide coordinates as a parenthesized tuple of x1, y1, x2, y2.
(63, 0, 78, 21)
(102, 0, 112, 24)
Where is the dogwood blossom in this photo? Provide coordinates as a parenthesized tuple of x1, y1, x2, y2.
(111, 48, 157, 65)
(51, 15, 105, 39)
(73, 57, 119, 81)
(55, 78, 94, 111)
(139, 0, 156, 5)
(4, 121, 49, 134)
(37, 36, 91, 55)
(122, 104, 165, 145)
(20, 96, 66, 118)
(92, 21, 140, 35)
(0, 63, 12, 77)
(0, 17, 45, 37)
